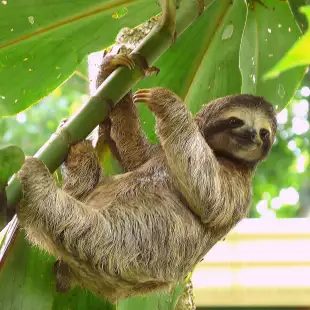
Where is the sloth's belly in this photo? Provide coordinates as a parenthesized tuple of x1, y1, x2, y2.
(67, 204, 207, 302)
(74, 177, 217, 300)
(105, 200, 206, 276)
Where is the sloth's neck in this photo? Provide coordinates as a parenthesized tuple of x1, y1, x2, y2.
(214, 150, 256, 174)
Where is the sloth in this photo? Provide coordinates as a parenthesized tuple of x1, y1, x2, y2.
(17, 53, 277, 303)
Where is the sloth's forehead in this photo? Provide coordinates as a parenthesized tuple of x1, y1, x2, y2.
(221, 106, 265, 117)
(220, 107, 272, 130)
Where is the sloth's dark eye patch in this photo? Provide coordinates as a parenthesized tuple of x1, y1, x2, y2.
(227, 117, 244, 128)
(260, 128, 270, 140)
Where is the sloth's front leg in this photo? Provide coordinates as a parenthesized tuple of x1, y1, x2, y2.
(96, 53, 159, 172)
(18, 157, 58, 227)
(133, 88, 226, 226)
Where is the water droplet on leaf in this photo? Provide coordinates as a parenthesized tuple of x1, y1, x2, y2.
(278, 84, 285, 98)
(112, 7, 128, 19)
(28, 16, 35, 24)
(222, 24, 234, 40)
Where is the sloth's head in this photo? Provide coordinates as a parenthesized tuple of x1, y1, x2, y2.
(195, 94, 277, 167)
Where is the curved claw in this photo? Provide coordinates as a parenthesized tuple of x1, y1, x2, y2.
(131, 53, 160, 77)
(133, 89, 152, 104)
(143, 66, 160, 77)
(110, 54, 135, 70)
(57, 118, 68, 129)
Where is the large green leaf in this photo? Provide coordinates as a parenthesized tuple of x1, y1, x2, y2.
(135, 0, 246, 142)
(118, 283, 184, 310)
(0, 0, 161, 116)
(264, 6, 310, 80)
(288, 0, 310, 33)
(240, 0, 307, 110)
(0, 145, 24, 189)
(0, 228, 116, 310)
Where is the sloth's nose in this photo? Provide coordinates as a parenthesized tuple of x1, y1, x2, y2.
(247, 128, 257, 142)
(243, 128, 257, 142)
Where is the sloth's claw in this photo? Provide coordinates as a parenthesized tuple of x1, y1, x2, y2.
(130, 53, 160, 77)
(142, 66, 160, 77)
(133, 89, 152, 105)
(110, 54, 135, 70)
(57, 118, 68, 129)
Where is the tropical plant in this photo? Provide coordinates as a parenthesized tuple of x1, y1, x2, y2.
(0, 0, 309, 309)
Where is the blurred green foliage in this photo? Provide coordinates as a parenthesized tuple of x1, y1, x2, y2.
(0, 73, 88, 156)
(251, 71, 310, 218)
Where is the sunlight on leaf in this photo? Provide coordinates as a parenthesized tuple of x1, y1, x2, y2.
(240, 0, 306, 109)
(112, 7, 129, 19)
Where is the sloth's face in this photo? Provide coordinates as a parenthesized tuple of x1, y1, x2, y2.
(203, 107, 276, 166)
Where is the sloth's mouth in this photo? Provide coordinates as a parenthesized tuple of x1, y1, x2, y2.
(214, 149, 258, 168)
(231, 133, 256, 147)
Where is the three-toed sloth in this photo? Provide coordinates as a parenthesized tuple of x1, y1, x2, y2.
(17, 53, 277, 303)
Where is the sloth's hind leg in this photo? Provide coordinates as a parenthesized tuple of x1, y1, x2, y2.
(61, 140, 104, 201)
(55, 138, 104, 293)
(17, 157, 107, 292)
